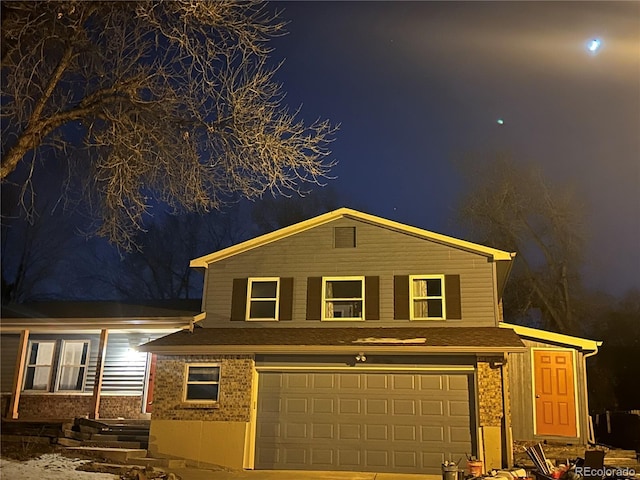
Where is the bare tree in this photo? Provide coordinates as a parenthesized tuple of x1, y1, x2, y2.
(1, 1, 337, 249)
(456, 153, 585, 333)
(96, 205, 252, 300)
(251, 186, 341, 234)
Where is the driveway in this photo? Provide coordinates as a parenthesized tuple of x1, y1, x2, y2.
(168, 467, 441, 480)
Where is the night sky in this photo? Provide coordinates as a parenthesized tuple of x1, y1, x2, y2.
(269, 1, 640, 296)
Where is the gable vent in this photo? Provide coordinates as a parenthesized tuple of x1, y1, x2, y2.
(334, 226, 356, 248)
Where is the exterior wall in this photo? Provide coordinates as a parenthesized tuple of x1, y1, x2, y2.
(477, 357, 505, 427)
(477, 356, 508, 471)
(149, 354, 254, 469)
(149, 420, 247, 469)
(0, 331, 171, 419)
(507, 340, 587, 444)
(203, 218, 498, 328)
(0, 393, 145, 419)
(0, 334, 20, 393)
(152, 354, 253, 421)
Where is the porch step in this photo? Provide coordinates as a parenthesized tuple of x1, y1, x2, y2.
(81, 439, 147, 449)
(65, 446, 148, 463)
(126, 456, 187, 469)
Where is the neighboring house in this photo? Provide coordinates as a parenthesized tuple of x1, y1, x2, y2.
(1, 301, 200, 420)
(139, 208, 601, 474)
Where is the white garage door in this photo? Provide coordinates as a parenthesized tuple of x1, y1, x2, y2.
(255, 371, 474, 474)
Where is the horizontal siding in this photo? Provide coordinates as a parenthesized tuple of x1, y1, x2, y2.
(1, 335, 20, 393)
(102, 333, 157, 395)
(2, 332, 169, 397)
(204, 218, 498, 327)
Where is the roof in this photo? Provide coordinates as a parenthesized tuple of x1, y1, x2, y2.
(499, 322, 602, 352)
(190, 208, 516, 268)
(139, 326, 525, 355)
(0, 300, 202, 333)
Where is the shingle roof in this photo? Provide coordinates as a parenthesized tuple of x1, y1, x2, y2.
(139, 326, 525, 354)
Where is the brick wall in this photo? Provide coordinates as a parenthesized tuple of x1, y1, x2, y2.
(152, 354, 253, 422)
(0, 393, 144, 419)
(477, 356, 505, 427)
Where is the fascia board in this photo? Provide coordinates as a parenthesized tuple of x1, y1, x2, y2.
(190, 207, 514, 267)
(499, 322, 603, 351)
(0, 317, 194, 333)
(138, 344, 526, 355)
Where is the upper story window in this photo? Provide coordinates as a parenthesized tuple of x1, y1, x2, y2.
(184, 364, 220, 403)
(409, 275, 446, 320)
(322, 276, 365, 321)
(246, 277, 280, 321)
(24, 340, 90, 392)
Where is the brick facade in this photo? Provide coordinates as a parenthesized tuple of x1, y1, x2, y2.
(152, 354, 253, 422)
(477, 356, 507, 427)
(0, 393, 145, 419)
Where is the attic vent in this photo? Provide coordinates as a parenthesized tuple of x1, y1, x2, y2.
(334, 227, 356, 248)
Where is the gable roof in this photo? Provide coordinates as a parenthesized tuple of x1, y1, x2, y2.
(190, 208, 516, 268)
(139, 326, 525, 355)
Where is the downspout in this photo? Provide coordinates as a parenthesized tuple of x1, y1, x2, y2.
(501, 353, 513, 467)
(583, 344, 601, 445)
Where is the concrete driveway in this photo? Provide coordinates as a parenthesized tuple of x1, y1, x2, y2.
(168, 467, 441, 480)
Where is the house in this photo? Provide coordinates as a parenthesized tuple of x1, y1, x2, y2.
(0, 301, 200, 420)
(139, 208, 601, 474)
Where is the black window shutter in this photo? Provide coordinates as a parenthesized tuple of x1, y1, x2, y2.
(306, 277, 322, 321)
(365, 276, 380, 320)
(230, 278, 248, 321)
(445, 274, 462, 319)
(394, 275, 409, 320)
(279, 278, 294, 321)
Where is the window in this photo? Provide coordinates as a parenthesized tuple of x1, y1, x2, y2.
(23, 340, 90, 392)
(246, 277, 280, 320)
(410, 275, 446, 320)
(24, 341, 55, 391)
(184, 364, 220, 402)
(56, 341, 89, 391)
(322, 277, 364, 321)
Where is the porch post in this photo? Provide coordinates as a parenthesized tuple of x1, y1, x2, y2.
(90, 329, 109, 419)
(7, 329, 29, 419)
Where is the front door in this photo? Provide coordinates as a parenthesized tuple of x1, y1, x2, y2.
(533, 349, 577, 437)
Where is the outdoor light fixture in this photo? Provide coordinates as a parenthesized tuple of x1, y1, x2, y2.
(355, 352, 367, 362)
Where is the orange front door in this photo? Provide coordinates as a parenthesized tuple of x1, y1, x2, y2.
(534, 350, 577, 437)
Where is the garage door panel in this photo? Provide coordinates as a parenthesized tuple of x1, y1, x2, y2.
(365, 398, 389, 414)
(421, 425, 445, 441)
(256, 371, 474, 474)
(395, 450, 418, 468)
(392, 398, 417, 415)
(339, 397, 361, 414)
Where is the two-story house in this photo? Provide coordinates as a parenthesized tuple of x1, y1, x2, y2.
(140, 208, 601, 474)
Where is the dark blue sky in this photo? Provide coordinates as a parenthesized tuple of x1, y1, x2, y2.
(269, 1, 640, 295)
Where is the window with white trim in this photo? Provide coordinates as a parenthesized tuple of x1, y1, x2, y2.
(24, 341, 56, 391)
(246, 277, 280, 321)
(184, 364, 220, 402)
(410, 275, 446, 320)
(322, 276, 364, 321)
(23, 340, 90, 392)
(56, 341, 90, 391)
